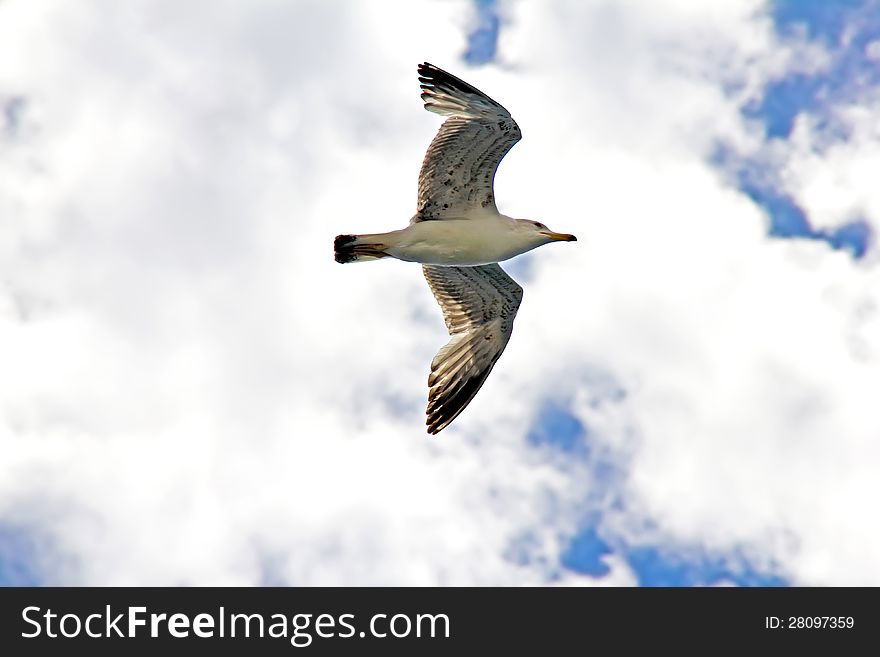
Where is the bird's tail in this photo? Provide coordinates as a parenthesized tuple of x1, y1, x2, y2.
(334, 234, 390, 264)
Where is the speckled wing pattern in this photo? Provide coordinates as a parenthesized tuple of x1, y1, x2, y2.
(422, 264, 523, 434)
(414, 62, 522, 221)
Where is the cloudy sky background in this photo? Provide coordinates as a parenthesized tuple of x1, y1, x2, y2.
(1, 0, 878, 586)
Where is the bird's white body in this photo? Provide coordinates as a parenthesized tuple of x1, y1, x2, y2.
(361, 214, 547, 266)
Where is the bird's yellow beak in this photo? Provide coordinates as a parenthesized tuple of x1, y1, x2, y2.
(541, 231, 577, 242)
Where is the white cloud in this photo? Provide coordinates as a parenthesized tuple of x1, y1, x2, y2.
(0, 0, 878, 586)
(783, 101, 880, 231)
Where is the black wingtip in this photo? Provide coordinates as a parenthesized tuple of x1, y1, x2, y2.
(416, 61, 503, 110)
(417, 62, 439, 89)
(425, 372, 488, 435)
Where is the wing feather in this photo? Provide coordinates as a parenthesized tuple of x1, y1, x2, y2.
(415, 62, 521, 222)
(422, 264, 523, 434)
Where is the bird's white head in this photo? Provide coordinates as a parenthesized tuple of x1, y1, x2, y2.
(515, 219, 578, 246)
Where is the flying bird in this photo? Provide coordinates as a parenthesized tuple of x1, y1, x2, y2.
(334, 62, 576, 434)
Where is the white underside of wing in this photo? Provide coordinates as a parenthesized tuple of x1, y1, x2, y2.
(422, 264, 523, 433)
(416, 63, 522, 221)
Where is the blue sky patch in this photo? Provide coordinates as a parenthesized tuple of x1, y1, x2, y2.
(742, 75, 822, 140)
(527, 402, 588, 453)
(623, 545, 787, 587)
(713, 142, 874, 258)
(0, 525, 45, 586)
(561, 524, 613, 577)
(745, 2, 880, 140)
(463, 0, 501, 66)
(526, 401, 789, 586)
(716, 1, 878, 258)
(825, 219, 871, 256)
(560, 519, 788, 586)
(771, 0, 870, 45)
(525, 399, 626, 491)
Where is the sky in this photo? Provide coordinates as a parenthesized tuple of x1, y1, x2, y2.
(1, 0, 879, 587)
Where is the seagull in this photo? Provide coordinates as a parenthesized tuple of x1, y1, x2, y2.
(334, 62, 576, 434)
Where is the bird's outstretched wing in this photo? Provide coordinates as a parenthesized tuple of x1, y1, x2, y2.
(415, 62, 521, 222)
(422, 264, 523, 434)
